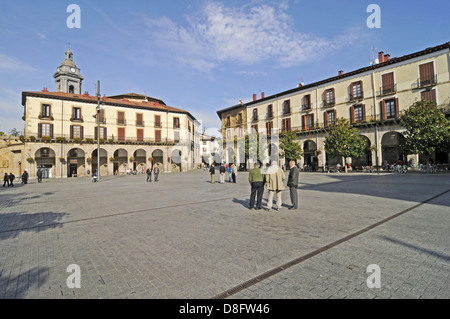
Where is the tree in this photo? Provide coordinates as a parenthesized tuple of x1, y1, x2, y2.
(9, 128, 21, 137)
(324, 118, 366, 172)
(279, 130, 303, 163)
(400, 100, 450, 163)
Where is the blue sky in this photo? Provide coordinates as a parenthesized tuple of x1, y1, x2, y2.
(0, 0, 449, 136)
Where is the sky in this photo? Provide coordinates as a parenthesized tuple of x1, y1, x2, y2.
(0, 0, 449, 137)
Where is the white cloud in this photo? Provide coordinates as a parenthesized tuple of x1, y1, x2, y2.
(0, 53, 37, 71)
(142, 2, 357, 72)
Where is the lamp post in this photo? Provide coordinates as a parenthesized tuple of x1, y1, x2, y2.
(96, 80, 101, 181)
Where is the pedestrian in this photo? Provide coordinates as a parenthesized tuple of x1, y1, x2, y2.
(153, 164, 160, 182)
(227, 164, 232, 183)
(219, 163, 226, 184)
(3, 172, 9, 187)
(146, 167, 152, 182)
(265, 161, 286, 211)
(287, 160, 299, 210)
(21, 170, 29, 184)
(37, 169, 43, 183)
(248, 162, 265, 210)
(9, 172, 15, 187)
(231, 163, 237, 184)
(209, 163, 215, 184)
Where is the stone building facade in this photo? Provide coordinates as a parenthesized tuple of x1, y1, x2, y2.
(6, 47, 201, 179)
(217, 42, 450, 170)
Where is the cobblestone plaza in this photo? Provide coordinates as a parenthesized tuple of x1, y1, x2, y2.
(0, 170, 449, 299)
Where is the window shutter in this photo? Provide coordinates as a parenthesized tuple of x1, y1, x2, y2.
(350, 106, 355, 124)
(100, 109, 105, 122)
(362, 104, 366, 121)
(80, 126, 84, 139)
(70, 125, 74, 139)
(301, 115, 306, 130)
(104, 127, 107, 140)
(94, 127, 98, 140)
(38, 123, 42, 138)
(50, 124, 54, 138)
(324, 112, 328, 127)
(395, 98, 399, 118)
(380, 101, 386, 120)
(333, 110, 337, 124)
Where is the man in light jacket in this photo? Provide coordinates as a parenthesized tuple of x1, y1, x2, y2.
(265, 161, 286, 211)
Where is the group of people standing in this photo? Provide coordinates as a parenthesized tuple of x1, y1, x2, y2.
(145, 165, 160, 182)
(209, 163, 237, 184)
(248, 160, 299, 211)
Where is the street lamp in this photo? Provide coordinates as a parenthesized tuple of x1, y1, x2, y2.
(96, 80, 101, 181)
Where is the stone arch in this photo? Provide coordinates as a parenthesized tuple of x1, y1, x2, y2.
(303, 140, 317, 168)
(381, 131, 406, 166)
(151, 149, 164, 170)
(132, 148, 146, 172)
(352, 135, 372, 168)
(91, 148, 108, 176)
(67, 148, 85, 177)
(34, 147, 56, 178)
(170, 149, 182, 172)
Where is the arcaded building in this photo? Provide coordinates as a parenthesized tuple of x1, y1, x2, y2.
(17, 47, 201, 179)
(217, 42, 450, 170)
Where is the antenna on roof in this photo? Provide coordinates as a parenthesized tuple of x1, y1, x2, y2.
(370, 47, 377, 65)
(143, 90, 148, 102)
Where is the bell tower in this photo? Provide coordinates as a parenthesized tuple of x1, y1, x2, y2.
(53, 45, 83, 94)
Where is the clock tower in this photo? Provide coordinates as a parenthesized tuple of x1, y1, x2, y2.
(53, 45, 83, 94)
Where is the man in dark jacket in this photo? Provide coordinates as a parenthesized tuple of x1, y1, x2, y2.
(209, 164, 215, 184)
(9, 172, 15, 187)
(287, 160, 299, 210)
(146, 167, 152, 182)
(153, 165, 160, 182)
(248, 162, 265, 210)
(3, 172, 9, 187)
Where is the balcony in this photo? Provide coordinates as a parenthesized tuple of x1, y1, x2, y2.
(117, 119, 127, 126)
(412, 75, 437, 90)
(323, 98, 335, 107)
(136, 120, 145, 127)
(378, 84, 397, 96)
(282, 108, 291, 115)
(251, 115, 258, 122)
(155, 122, 162, 128)
(302, 103, 312, 111)
(266, 112, 274, 119)
(38, 113, 54, 120)
(349, 92, 364, 102)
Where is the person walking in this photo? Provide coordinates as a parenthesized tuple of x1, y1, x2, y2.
(219, 163, 226, 184)
(153, 165, 160, 182)
(209, 163, 215, 184)
(227, 164, 232, 183)
(37, 169, 43, 183)
(8, 172, 15, 187)
(146, 167, 152, 182)
(231, 163, 237, 184)
(3, 172, 9, 187)
(21, 170, 29, 184)
(265, 161, 286, 211)
(287, 160, 299, 210)
(248, 162, 265, 210)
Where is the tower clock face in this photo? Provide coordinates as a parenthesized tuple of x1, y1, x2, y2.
(71, 68, 76, 73)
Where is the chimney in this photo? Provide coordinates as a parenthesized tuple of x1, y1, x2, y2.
(384, 54, 390, 61)
(338, 70, 344, 76)
(378, 51, 385, 63)
(261, 92, 265, 99)
(253, 94, 257, 101)
(298, 83, 303, 87)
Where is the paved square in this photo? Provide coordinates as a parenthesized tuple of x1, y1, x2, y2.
(0, 170, 449, 299)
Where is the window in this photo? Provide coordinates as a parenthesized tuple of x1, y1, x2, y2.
(42, 104, 51, 118)
(70, 125, 83, 139)
(137, 129, 144, 142)
(303, 95, 311, 110)
(72, 107, 81, 120)
(117, 111, 125, 125)
(155, 130, 161, 142)
(155, 115, 161, 128)
(118, 127, 125, 141)
(324, 110, 336, 127)
(39, 123, 52, 138)
(266, 121, 273, 135)
(350, 81, 363, 100)
(351, 104, 365, 123)
(136, 113, 143, 126)
(421, 89, 436, 104)
(324, 89, 335, 107)
(381, 72, 396, 95)
(237, 113, 243, 124)
(282, 118, 291, 132)
(418, 62, 436, 87)
(99, 109, 105, 123)
(173, 117, 180, 129)
(69, 85, 74, 93)
(380, 99, 399, 120)
(283, 100, 291, 114)
(252, 108, 258, 121)
(94, 127, 107, 140)
(267, 105, 273, 118)
(174, 131, 180, 143)
(226, 116, 231, 127)
(251, 124, 258, 133)
(302, 114, 314, 130)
